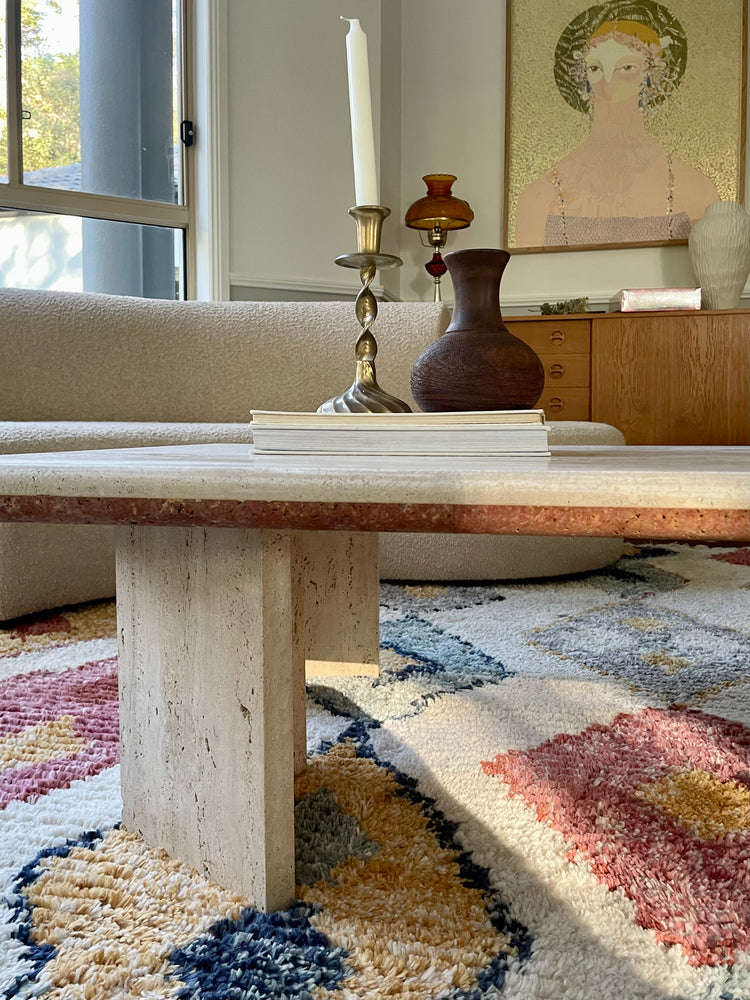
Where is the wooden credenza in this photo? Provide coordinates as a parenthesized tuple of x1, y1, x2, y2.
(505, 309, 749, 445)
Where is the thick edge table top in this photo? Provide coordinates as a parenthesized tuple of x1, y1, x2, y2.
(0, 443, 746, 506)
(0, 443, 747, 540)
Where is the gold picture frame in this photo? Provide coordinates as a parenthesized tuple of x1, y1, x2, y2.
(503, 0, 748, 253)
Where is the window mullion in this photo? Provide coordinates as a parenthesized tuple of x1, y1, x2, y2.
(1, 0, 193, 299)
(1, 186, 189, 229)
(6, 0, 23, 185)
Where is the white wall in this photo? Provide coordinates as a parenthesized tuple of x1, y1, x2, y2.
(227, 0, 398, 301)
(399, 0, 504, 304)
(226, 0, 750, 310)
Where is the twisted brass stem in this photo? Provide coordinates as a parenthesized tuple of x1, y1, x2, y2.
(318, 205, 410, 414)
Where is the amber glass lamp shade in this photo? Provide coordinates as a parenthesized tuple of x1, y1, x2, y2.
(404, 174, 474, 233)
(405, 174, 473, 300)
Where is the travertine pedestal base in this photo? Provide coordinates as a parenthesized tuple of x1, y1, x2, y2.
(293, 531, 379, 677)
(115, 525, 379, 910)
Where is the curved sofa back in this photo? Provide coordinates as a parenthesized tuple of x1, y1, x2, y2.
(0, 289, 450, 421)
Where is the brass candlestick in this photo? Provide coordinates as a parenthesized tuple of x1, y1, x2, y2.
(317, 205, 411, 413)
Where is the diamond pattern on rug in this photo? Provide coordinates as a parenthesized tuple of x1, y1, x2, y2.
(482, 706, 750, 967)
(5, 827, 247, 999)
(0, 601, 116, 658)
(170, 905, 347, 999)
(529, 603, 750, 701)
(5, 740, 530, 1000)
(711, 547, 750, 566)
(380, 580, 507, 612)
(0, 659, 119, 808)
(308, 615, 512, 725)
(634, 768, 749, 839)
(573, 553, 687, 597)
(295, 787, 379, 886)
(380, 615, 511, 681)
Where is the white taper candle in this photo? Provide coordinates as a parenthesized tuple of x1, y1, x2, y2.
(342, 17, 378, 206)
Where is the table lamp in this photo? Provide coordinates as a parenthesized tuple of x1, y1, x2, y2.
(404, 174, 474, 301)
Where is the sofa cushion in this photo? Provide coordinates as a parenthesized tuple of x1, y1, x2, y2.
(0, 290, 450, 422)
(0, 421, 252, 454)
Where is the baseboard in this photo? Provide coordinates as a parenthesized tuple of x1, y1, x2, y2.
(230, 274, 400, 302)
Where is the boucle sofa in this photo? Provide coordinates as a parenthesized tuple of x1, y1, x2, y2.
(0, 287, 624, 619)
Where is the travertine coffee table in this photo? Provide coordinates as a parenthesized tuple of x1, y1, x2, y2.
(0, 443, 747, 911)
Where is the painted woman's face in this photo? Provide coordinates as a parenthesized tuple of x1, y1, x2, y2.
(584, 37, 649, 104)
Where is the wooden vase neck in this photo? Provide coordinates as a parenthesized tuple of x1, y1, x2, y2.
(445, 249, 511, 332)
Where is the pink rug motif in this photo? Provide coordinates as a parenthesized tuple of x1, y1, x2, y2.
(0, 658, 119, 809)
(482, 705, 750, 966)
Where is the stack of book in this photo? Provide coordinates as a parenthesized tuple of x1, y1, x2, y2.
(609, 287, 701, 312)
(249, 409, 551, 456)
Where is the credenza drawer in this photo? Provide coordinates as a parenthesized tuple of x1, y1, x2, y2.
(497, 308, 747, 442)
(540, 353, 590, 387)
(507, 320, 591, 355)
(538, 387, 590, 420)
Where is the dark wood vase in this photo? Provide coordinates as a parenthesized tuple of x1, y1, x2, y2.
(410, 248, 545, 411)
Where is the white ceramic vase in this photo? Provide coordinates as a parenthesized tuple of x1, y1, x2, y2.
(688, 201, 750, 310)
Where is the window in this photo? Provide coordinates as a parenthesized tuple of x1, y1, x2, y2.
(0, 0, 191, 298)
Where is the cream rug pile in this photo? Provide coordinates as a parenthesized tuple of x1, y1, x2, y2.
(1, 542, 748, 999)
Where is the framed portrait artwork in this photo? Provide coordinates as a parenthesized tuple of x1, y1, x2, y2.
(503, 0, 748, 252)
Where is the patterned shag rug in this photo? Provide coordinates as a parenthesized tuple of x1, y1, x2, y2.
(1, 542, 748, 1000)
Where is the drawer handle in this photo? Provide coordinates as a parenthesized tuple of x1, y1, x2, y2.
(549, 330, 566, 345)
(548, 396, 564, 410)
(549, 363, 565, 379)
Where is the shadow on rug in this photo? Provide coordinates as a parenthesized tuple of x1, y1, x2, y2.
(1, 543, 748, 999)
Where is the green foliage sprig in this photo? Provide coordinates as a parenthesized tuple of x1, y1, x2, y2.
(537, 297, 589, 315)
